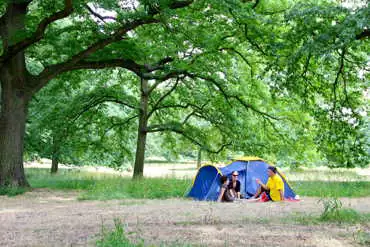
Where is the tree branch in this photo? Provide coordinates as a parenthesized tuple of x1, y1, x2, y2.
(185, 73, 280, 120)
(356, 29, 370, 40)
(30, 58, 144, 94)
(144, 57, 174, 72)
(220, 47, 252, 67)
(147, 123, 231, 154)
(85, 4, 117, 23)
(331, 47, 346, 121)
(30, 14, 166, 93)
(70, 95, 138, 123)
(146, 71, 186, 93)
(0, 0, 74, 64)
(148, 78, 180, 118)
(101, 114, 139, 140)
(252, 0, 261, 9)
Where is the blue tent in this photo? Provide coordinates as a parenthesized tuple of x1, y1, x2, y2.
(187, 157, 296, 201)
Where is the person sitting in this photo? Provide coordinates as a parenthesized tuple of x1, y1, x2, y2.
(253, 166, 285, 202)
(228, 171, 241, 199)
(217, 175, 235, 202)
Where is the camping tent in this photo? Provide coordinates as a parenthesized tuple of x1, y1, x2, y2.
(187, 156, 296, 201)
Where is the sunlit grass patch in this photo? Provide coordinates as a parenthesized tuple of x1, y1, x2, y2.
(291, 181, 370, 197)
(286, 167, 369, 182)
(26, 168, 99, 190)
(79, 177, 192, 200)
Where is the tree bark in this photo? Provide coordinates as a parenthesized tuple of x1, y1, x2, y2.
(197, 147, 202, 169)
(50, 136, 59, 174)
(0, 2, 30, 187)
(51, 154, 59, 174)
(133, 78, 149, 178)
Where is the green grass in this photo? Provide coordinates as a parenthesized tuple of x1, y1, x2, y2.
(287, 169, 366, 181)
(79, 177, 191, 200)
(25, 168, 192, 200)
(0, 186, 28, 196)
(97, 218, 144, 247)
(285, 198, 370, 225)
(1, 167, 369, 199)
(291, 181, 370, 197)
(284, 210, 370, 225)
(27, 168, 98, 190)
(97, 218, 200, 247)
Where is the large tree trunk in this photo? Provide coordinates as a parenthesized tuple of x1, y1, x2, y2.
(0, 2, 30, 187)
(133, 79, 149, 178)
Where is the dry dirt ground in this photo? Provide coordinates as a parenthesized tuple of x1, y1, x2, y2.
(1, 189, 370, 247)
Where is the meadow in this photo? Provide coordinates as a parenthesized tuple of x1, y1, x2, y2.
(1, 164, 369, 246)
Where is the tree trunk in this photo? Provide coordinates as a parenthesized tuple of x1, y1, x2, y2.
(0, 71, 30, 186)
(133, 78, 149, 178)
(197, 147, 202, 169)
(0, 2, 30, 187)
(51, 155, 59, 174)
(50, 135, 60, 174)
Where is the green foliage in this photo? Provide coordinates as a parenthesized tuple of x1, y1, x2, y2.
(16, 0, 369, 170)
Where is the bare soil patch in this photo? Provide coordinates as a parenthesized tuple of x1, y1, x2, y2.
(1, 189, 369, 247)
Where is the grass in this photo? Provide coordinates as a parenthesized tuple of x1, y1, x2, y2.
(0, 186, 28, 196)
(287, 168, 367, 181)
(1, 167, 369, 199)
(27, 168, 98, 190)
(285, 198, 370, 225)
(97, 218, 200, 247)
(291, 181, 370, 197)
(79, 177, 191, 200)
(284, 210, 370, 225)
(25, 168, 192, 200)
(97, 218, 144, 247)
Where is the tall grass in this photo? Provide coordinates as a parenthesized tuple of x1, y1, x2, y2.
(27, 168, 98, 190)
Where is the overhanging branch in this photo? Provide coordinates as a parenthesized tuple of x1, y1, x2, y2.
(85, 4, 117, 23)
(147, 123, 231, 154)
(30, 58, 143, 94)
(0, 0, 74, 64)
(148, 78, 180, 117)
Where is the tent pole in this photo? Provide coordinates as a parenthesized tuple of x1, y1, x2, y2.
(245, 161, 249, 198)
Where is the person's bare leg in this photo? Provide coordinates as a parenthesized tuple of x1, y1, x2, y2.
(244, 198, 260, 202)
(253, 186, 262, 198)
